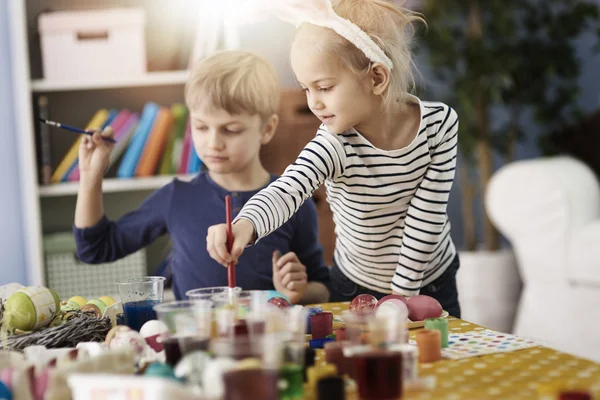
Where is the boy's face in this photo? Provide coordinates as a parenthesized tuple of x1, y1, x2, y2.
(190, 106, 273, 175)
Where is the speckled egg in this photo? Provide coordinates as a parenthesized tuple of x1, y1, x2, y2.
(349, 294, 378, 312)
(106, 328, 147, 358)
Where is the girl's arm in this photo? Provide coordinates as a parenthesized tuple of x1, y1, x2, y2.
(206, 129, 346, 266)
(392, 107, 459, 296)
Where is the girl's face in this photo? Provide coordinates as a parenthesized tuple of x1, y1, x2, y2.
(291, 28, 382, 134)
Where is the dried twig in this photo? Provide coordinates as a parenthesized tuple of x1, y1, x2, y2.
(0, 311, 111, 351)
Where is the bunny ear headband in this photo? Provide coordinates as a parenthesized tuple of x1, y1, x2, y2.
(230, 0, 394, 70)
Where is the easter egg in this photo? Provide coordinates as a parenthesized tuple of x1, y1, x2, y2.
(105, 325, 132, 346)
(376, 298, 409, 321)
(69, 296, 87, 307)
(4, 292, 36, 331)
(265, 290, 290, 304)
(107, 329, 147, 358)
(98, 296, 116, 307)
(407, 295, 443, 321)
(3, 287, 60, 331)
(60, 300, 80, 312)
(349, 294, 378, 312)
(80, 303, 102, 318)
(144, 362, 177, 381)
(50, 290, 61, 312)
(376, 294, 408, 308)
(87, 299, 108, 315)
(140, 320, 169, 353)
(267, 297, 291, 309)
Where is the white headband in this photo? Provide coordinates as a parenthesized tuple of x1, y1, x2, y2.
(230, 0, 394, 70)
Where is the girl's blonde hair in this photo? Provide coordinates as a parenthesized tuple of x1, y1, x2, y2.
(185, 50, 280, 121)
(298, 0, 424, 109)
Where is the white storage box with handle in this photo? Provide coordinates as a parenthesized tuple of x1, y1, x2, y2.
(38, 8, 147, 81)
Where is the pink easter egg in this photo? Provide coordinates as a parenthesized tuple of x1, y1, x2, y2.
(376, 298, 409, 321)
(267, 297, 291, 309)
(349, 294, 378, 312)
(407, 295, 443, 321)
(376, 294, 408, 308)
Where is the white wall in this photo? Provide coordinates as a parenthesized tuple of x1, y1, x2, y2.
(0, 3, 27, 285)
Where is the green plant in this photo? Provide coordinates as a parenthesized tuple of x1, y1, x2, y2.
(419, 0, 600, 251)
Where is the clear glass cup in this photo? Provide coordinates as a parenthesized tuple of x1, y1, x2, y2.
(115, 276, 165, 331)
(213, 290, 270, 337)
(342, 308, 407, 400)
(185, 286, 241, 303)
(153, 299, 213, 366)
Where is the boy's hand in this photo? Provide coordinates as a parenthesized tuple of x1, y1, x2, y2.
(207, 219, 255, 266)
(272, 250, 307, 304)
(78, 127, 115, 181)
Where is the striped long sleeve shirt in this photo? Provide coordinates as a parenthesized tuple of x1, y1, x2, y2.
(236, 96, 459, 296)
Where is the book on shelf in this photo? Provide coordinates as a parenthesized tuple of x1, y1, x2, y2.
(135, 107, 174, 177)
(177, 119, 192, 175)
(159, 103, 188, 175)
(37, 95, 52, 185)
(46, 102, 202, 186)
(117, 102, 159, 178)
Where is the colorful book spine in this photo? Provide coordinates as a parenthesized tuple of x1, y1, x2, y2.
(135, 108, 174, 177)
(51, 109, 109, 184)
(117, 102, 159, 178)
(187, 141, 201, 174)
(158, 104, 188, 176)
(177, 120, 192, 175)
(108, 112, 140, 170)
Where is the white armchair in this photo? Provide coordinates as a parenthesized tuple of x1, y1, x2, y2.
(486, 155, 600, 362)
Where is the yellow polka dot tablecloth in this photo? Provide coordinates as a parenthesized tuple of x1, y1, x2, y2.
(313, 302, 600, 399)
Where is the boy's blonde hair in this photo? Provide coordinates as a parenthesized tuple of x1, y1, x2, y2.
(185, 50, 280, 121)
(296, 0, 424, 109)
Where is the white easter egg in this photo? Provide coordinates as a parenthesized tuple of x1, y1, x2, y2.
(139, 320, 169, 338)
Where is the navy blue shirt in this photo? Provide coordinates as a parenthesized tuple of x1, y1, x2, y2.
(73, 172, 329, 300)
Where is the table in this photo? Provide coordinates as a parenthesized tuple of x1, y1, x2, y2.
(312, 302, 600, 399)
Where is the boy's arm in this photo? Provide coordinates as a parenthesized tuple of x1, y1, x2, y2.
(391, 107, 459, 296)
(291, 198, 330, 304)
(299, 281, 330, 305)
(74, 183, 172, 263)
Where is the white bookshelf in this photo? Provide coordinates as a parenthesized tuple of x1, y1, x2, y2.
(7, 0, 191, 286)
(31, 70, 190, 92)
(38, 175, 194, 197)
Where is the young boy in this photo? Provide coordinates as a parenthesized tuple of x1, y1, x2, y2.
(73, 50, 330, 304)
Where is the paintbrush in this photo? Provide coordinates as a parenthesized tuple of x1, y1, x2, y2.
(38, 118, 116, 143)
